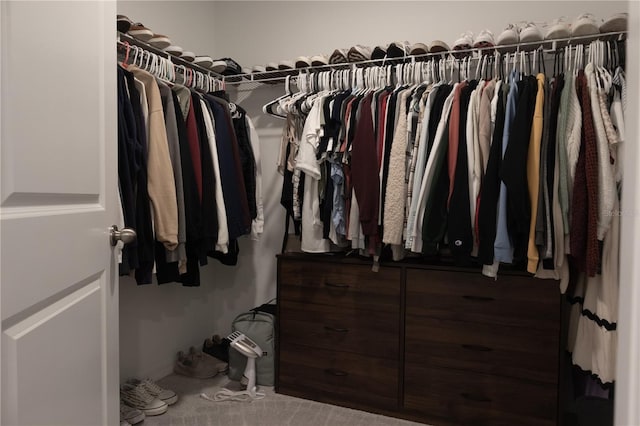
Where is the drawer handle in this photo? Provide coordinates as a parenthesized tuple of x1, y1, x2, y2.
(461, 392, 492, 403)
(325, 282, 350, 289)
(325, 368, 349, 377)
(324, 326, 349, 333)
(461, 344, 493, 352)
(462, 295, 496, 302)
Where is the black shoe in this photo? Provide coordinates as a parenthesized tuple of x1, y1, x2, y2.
(202, 334, 230, 362)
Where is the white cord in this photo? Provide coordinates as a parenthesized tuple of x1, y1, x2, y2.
(200, 387, 266, 403)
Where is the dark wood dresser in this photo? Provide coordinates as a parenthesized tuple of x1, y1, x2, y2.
(276, 254, 563, 426)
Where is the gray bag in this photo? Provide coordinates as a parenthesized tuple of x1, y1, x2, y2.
(228, 304, 276, 386)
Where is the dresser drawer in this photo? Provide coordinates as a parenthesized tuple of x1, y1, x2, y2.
(406, 269, 560, 329)
(278, 342, 398, 410)
(405, 317, 559, 383)
(278, 259, 401, 313)
(404, 365, 557, 426)
(280, 300, 399, 359)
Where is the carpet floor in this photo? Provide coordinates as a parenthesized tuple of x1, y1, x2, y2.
(137, 373, 429, 426)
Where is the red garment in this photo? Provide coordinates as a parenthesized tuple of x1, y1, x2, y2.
(571, 72, 600, 276)
(447, 82, 467, 207)
(377, 91, 391, 169)
(351, 93, 380, 238)
(185, 101, 203, 201)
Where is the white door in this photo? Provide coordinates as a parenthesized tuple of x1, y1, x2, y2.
(0, 1, 118, 425)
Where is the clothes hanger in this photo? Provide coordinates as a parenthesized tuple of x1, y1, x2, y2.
(262, 74, 292, 119)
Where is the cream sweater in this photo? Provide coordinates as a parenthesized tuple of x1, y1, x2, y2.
(130, 67, 178, 250)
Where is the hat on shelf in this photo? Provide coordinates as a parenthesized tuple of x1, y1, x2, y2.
(386, 41, 409, 58)
(371, 44, 388, 61)
(409, 42, 429, 57)
(544, 17, 571, 47)
(329, 48, 348, 64)
(311, 54, 329, 67)
(295, 56, 312, 68)
(429, 40, 450, 54)
(347, 45, 372, 63)
(265, 62, 279, 71)
(210, 59, 227, 74)
(221, 58, 242, 76)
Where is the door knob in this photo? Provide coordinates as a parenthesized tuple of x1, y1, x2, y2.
(110, 225, 137, 246)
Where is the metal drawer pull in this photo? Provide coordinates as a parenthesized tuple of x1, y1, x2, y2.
(461, 344, 493, 352)
(324, 326, 349, 333)
(461, 392, 492, 402)
(325, 282, 350, 289)
(462, 295, 496, 302)
(325, 369, 349, 377)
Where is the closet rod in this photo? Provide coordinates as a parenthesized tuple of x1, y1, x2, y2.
(224, 30, 627, 85)
(117, 32, 224, 81)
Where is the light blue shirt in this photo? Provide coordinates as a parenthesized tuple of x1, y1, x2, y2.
(494, 70, 520, 264)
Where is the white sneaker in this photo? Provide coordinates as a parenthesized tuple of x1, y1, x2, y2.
(571, 13, 599, 37)
(128, 378, 178, 406)
(120, 403, 145, 425)
(473, 29, 495, 50)
(120, 383, 168, 416)
(453, 31, 474, 51)
(519, 22, 544, 45)
(496, 23, 519, 52)
(544, 17, 571, 41)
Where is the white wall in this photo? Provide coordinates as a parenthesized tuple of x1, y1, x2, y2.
(117, 1, 633, 386)
(213, 1, 627, 70)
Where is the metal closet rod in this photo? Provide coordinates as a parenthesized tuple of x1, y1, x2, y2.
(223, 30, 627, 85)
(117, 32, 225, 81)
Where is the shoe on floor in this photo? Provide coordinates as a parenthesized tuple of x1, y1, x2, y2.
(174, 347, 227, 379)
(117, 15, 132, 33)
(120, 383, 168, 416)
(127, 23, 154, 42)
(148, 34, 171, 49)
(203, 334, 231, 363)
(120, 402, 145, 425)
(127, 378, 178, 406)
